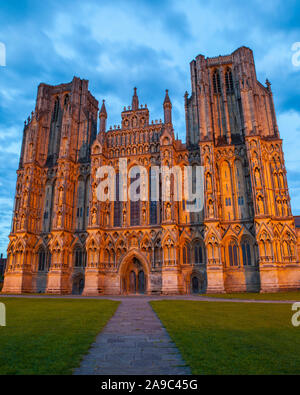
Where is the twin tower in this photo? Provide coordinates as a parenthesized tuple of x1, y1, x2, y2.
(2, 46, 300, 295)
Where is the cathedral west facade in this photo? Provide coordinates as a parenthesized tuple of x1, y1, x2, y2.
(2, 46, 300, 295)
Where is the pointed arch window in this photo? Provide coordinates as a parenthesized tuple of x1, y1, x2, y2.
(114, 172, 121, 227)
(53, 97, 60, 122)
(38, 248, 46, 271)
(242, 242, 252, 266)
(130, 172, 140, 226)
(228, 241, 239, 266)
(225, 68, 234, 93)
(183, 244, 191, 264)
(64, 94, 69, 107)
(194, 242, 203, 264)
(213, 70, 221, 94)
(149, 168, 158, 225)
(74, 248, 86, 267)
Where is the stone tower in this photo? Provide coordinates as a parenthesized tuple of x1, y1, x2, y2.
(185, 46, 299, 291)
(2, 77, 98, 293)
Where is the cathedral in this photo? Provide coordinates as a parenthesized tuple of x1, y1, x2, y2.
(2, 46, 300, 295)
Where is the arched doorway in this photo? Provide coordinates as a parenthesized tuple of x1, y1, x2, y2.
(138, 270, 146, 294)
(79, 278, 84, 294)
(129, 271, 136, 293)
(190, 272, 207, 294)
(72, 274, 85, 295)
(122, 257, 147, 294)
(192, 276, 199, 293)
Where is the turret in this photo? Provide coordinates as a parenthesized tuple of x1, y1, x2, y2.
(132, 87, 139, 111)
(99, 100, 107, 133)
(163, 89, 172, 125)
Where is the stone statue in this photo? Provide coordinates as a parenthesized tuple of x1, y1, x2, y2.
(255, 168, 261, 187)
(58, 187, 64, 206)
(206, 173, 212, 191)
(106, 210, 110, 226)
(208, 201, 214, 217)
(57, 212, 62, 228)
(258, 197, 264, 214)
(166, 204, 171, 221)
(91, 210, 96, 225)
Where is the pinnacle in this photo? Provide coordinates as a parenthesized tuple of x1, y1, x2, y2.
(100, 99, 107, 118)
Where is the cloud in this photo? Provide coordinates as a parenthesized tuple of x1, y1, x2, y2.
(277, 109, 300, 214)
(0, 0, 300, 253)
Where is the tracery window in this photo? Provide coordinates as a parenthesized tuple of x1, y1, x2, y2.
(149, 169, 158, 225)
(130, 172, 140, 226)
(38, 248, 46, 271)
(194, 242, 203, 264)
(213, 70, 221, 94)
(225, 68, 234, 93)
(114, 173, 121, 227)
(74, 248, 86, 267)
(242, 242, 252, 266)
(53, 97, 60, 121)
(228, 242, 239, 266)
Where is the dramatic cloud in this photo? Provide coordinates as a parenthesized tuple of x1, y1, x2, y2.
(0, 0, 300, 253)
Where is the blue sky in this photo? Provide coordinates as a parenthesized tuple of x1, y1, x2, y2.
(0, 0, 300, 255)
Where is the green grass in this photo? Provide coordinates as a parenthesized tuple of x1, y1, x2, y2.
(0, 298, 119, 375)
(151, 300, 300, 374)
(203, 291, 300, 301)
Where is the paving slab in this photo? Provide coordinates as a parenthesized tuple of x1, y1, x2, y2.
(73, 299, 191, 375)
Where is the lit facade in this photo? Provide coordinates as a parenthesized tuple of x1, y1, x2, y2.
(2, 46, 300, 295)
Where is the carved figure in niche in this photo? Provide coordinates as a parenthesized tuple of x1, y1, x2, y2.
(57, 212, 62, 228)
(257, 197, 264, 214)
(166, 203, 171, 221)
(58, 187, 64, 206)
(142, 206, 146, 223)
(206, 173, 212, 191)
(132, 117, 137, 128)
(92, 209, 97, 225)
(255, 168, 261, 187)
(208, 200, 214, 218)
(131, 236, 138, 248)
(105, 210, 110, 226)
(92, 184, 99, 203)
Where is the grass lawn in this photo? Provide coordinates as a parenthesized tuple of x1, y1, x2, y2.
(203, 291, 300, 301)
(0, 298, 119, 375)
(151, 300, 300, 374)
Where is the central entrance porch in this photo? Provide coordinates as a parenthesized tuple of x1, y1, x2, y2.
(121, 257, 147, 294)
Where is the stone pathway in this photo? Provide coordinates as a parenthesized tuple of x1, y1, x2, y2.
(73, 299, 191, 375)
